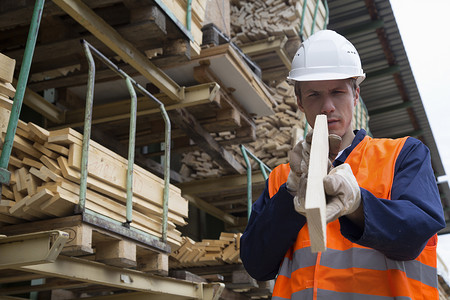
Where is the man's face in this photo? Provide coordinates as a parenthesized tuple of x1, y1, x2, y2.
(297, 79, 359, 143)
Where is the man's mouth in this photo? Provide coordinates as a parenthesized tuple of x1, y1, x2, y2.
(327, 118, 339, 126)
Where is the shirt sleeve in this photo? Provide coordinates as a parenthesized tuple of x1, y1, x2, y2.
(240, 182, 306, 281)
(339, 137, 446, 260)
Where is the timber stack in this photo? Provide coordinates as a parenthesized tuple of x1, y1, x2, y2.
(0, 53, 15, 110)
(180, 81, 305, 179)
(230, 0, 327, 44)
(170, 232, 242, 268)
(0, 107, 187, 250)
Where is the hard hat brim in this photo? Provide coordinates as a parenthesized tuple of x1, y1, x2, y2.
(287, 72, 366, 85)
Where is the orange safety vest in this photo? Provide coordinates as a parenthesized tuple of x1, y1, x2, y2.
(269, 136, 438, 300)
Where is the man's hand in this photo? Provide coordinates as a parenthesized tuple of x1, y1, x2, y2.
(288, 130, 342, 216)
(323, 163, 361, 223)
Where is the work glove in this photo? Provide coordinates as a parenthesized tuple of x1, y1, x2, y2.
(286, 131, 312, 197)
(323, 163, 361, 223)
(288, 130, 342, 216)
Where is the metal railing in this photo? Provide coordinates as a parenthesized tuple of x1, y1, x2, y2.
(0, 0, 45, 187)
(80, 40, 172, 243)
(299, 0, 329, 41)
(240, 145, 272, 220)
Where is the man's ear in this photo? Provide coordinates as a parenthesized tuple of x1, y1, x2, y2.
(354, 87, 360, 107)
(297, 96, 305, 112)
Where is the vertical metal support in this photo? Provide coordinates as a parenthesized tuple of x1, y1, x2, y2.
(240, 145, 271, 220)
(359, 99, 363, 130)
(303, 120, 309, 139)
(311, 0, 321, 34)
(241, 147, 252, 220)
(360, 96, 371, 136)
(160, 106, 171, 243)
(77, 40, 96, 213)
(323, 0, 329, 29)
(0, 0, 45, 185)
(186, 0, 192, 32)
(299, 0, 308, 40)
(124, 77, 137, 225)
(79, 40, 171, 242)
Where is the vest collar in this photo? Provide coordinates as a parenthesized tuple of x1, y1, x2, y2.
(333, 129, 367, 167)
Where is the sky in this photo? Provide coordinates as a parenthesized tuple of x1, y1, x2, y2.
(389, 0, 450, 276)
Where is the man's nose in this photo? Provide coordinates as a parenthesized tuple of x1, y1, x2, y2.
(321, 97, 335, 114)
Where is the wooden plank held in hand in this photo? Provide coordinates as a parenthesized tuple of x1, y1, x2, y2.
(305, 114, 329, 253)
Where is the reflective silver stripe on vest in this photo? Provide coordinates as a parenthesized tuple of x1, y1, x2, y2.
(320, 247, 437, 288)
(315, 289, 413, 300)
(273, 288, 414, 300)
(278, 247, 318, 278)
(278, 246, 437, 288)
(272, 288, 313, 300)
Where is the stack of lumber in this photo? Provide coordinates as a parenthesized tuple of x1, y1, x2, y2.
(203, 0, 230, 37)
(170, 232, 242, 267)
(229, 0, 327, 45)
(0, 53, 16, 108)
(180, 80, 304, 179)
(163, 0, 207, 55)
(0, 107, 187, 249)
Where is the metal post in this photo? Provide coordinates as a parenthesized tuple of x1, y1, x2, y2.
(240, 145, 271, 220)
(77, 40, 96, 213)
(241, 146, 252, 220)
(299, 0, 308, 39)
(124, 77, 137, 226)
(359, 99, 363, 130)
(323, 0, 329, 29)
(311, 0, 321, 34)
(0, 0, 45, 185)
(161, 107, 171, 243)
(186, 0, 192, 32)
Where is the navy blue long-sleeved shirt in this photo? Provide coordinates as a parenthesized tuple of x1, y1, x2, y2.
(240, 129, 446, 281)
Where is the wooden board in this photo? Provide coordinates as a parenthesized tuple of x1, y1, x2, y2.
(163, 44, 275, 117)
(0, 53, 16, 83)
(48, 127, 187, 218)
(304, 114, 328, 253)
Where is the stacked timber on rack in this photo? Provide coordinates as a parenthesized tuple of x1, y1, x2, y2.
(0, 53, 15, 108)
(163, 0, 208, 55)
(230, 0, 327, 44)
(0, 107, 187, 250)
(170, 232, 242, 267)
(180, 80, 304, 179)
(170, 231, 274, 299)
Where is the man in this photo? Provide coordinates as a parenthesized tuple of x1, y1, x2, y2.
(240, 30, 446, 299)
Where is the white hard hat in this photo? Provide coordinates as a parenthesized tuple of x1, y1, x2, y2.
(288, 30, 365, 84)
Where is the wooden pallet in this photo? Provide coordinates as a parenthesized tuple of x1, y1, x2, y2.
(0, 215, 170, 275)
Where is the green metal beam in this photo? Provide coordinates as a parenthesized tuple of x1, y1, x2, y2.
(365, 65, 401, 81)
(368, 101, 413, 116)
(339, 20, 384, 36)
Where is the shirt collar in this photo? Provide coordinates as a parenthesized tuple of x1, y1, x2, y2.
(333, 129, 367, 167)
